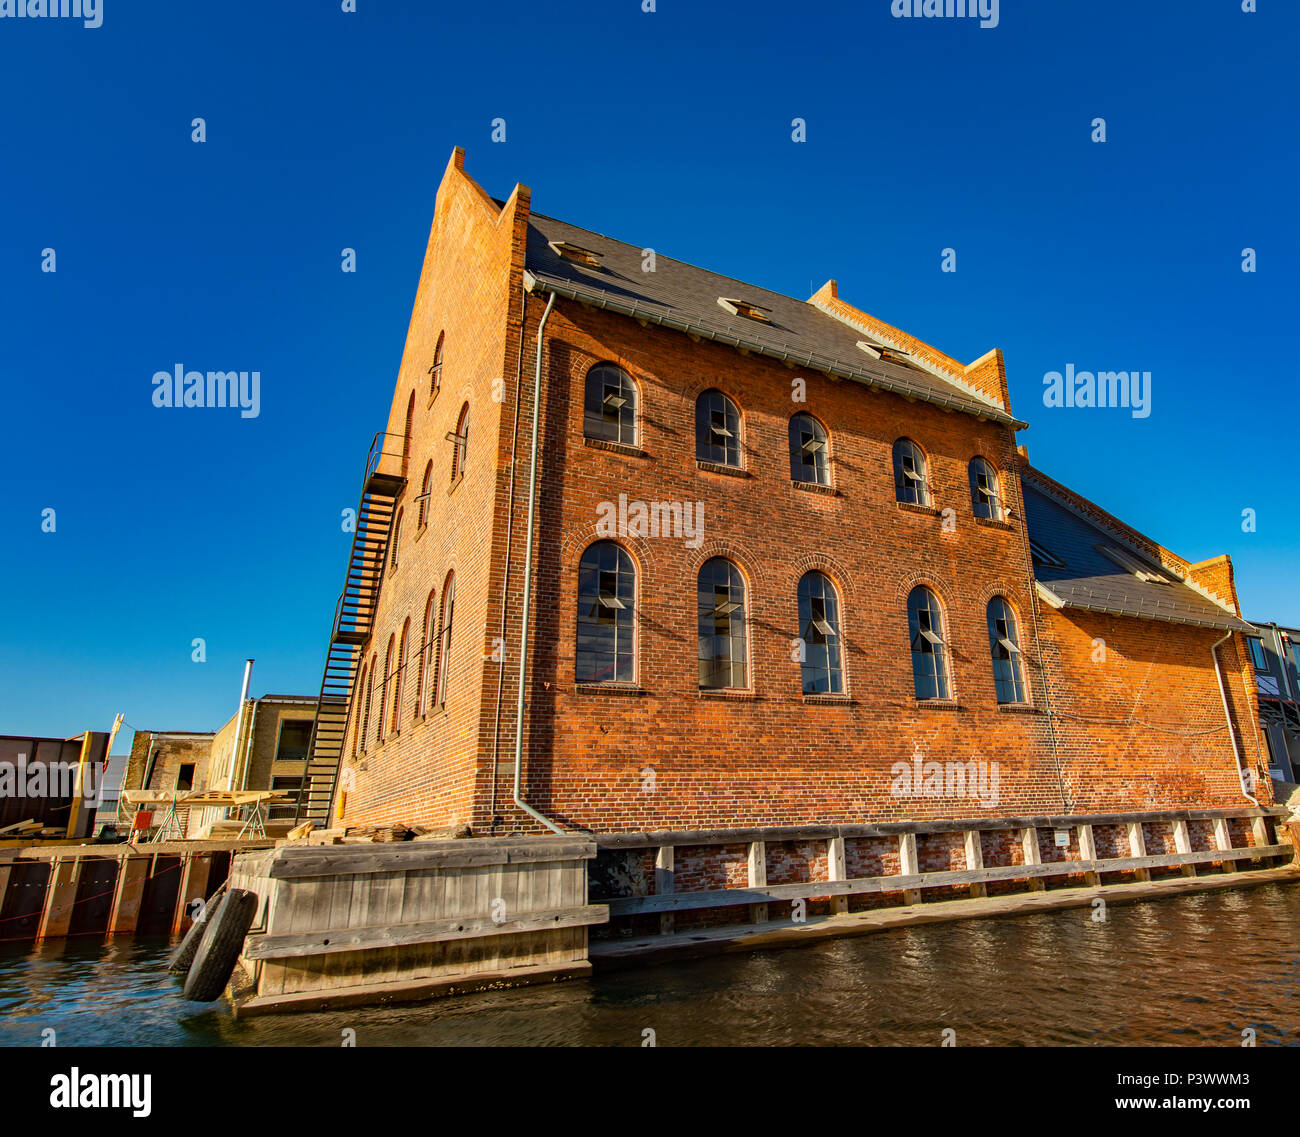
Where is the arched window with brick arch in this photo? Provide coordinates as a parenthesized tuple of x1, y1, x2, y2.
(583, 363, 637, 445)
(417, 588, 437, 717)
(352, 660, 369, 757)
(969, 456, 1001, 520)
(450, 402, 469, 482)
(378, 637, 395, 743)
(401, 390, 415, 476)
(797, 571, 843, 694)
(695, 388, 741, 467)
(788, 413, 830, 485)
(429, 331, 444, 398)
(360, 651, 377, 750)
(698, 557, 748, 689)
(893, 438, 930, 506)
(417, 460, 433, 529)
(389, 507, 403, 571)
(907, 585, 949, 700)
(392, 618, 409, 734)
(987, 596, 1027, 704)
(433, 571, 456, 708)
(576, 541, 636, 683)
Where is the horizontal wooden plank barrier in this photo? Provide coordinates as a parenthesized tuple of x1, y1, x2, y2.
(269, 838, 597, 879)
(593, 807, 1287, 851)
(605, 845, 1292, 916)
(243, 903, 610, 960)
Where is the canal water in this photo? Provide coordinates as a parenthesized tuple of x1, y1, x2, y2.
(1, 883, 1298, 1046)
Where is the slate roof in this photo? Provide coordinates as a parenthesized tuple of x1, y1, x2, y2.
(522, 211, 1024, 429)
(1022, 477, 1251, 632)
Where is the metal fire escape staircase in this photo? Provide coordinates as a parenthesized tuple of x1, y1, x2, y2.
(296, 433, 407, 826)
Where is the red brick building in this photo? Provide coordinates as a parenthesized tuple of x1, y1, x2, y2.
(321, 149, 1270, 839)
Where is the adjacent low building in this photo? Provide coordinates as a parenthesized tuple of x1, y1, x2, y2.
(122, 695, 317, 838)
(1242, 621, 1300, 783)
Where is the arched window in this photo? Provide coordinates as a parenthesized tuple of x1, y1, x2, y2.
(433, 571, 456, 708)
(698, 558, 747, 689)
(429, 332, 444, 398)
(789, 413, 830, 485)
(907, 586, 949, 700)
(402, 391, 415, 475)
(695, 389, 741, 466)
(576, 541, 636, 683)
(893, 439, 930, 506)
(450, 402, 469, 482)
(392, 619, 409, 734)
(352, 661, 368, 757)
(378, 636, 395, 742)
(969, 457, 1001, 520)
(798, 572, 843, 694)
(417, 460, 433, 529)
(987, 596, 1027, 704)
(389, 508, 403, 570)
(360, 652, 377, 749)
(584, 363, 637, 445)
(417, 589, 436, 717)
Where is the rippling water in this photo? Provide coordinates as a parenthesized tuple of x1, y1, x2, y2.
(2, 883, 1298, 1046)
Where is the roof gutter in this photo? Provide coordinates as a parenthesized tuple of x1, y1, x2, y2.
(511, 287, 564, 834)
(523, 270, 1027, 431)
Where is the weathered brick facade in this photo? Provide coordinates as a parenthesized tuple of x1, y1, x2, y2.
(334, 151, 1270, 837)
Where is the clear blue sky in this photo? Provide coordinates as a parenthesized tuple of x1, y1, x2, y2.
(1, 1, 1295, 753)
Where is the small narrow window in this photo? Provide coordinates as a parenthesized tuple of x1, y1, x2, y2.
(789, 413, 830, 485)
(987, 596, 1027, 704)
(698, 558, 748, 689)
(417, 461, 433, 529)
(390, 508, 403, 570)
(893, 439, 930, 506)
(1248, 637, 1268, 672)
(360, 653, 376, 750)
(429, 332, 444, 398)
(434, 572, 456, 707)
(1029, 539, 1064, 568)
(448, 403, 469, 482)
(1099, 544, 1172, 584)
(392, 619, 409, 734)
(576, 542, 636, 683)
(402, 391, 415, 475)
(379, 636, 395, 742)
(417, 589, 436, 717)
(717, 297, 772, 323)
(175, 764, 195, 792)
(695, 389, 741, 466)
(549, 240, 602, 267)
(907, 585, 950, 700)
(584, 364, 637, 445)
(351, 662, 368, 757)
(798, 571, 843, 694)
(968, 457, 1001, 519)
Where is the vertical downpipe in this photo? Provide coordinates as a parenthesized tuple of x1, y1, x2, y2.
(512, 291, 563, 834)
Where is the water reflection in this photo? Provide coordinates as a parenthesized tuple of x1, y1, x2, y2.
(1, 884, 1299, 1046)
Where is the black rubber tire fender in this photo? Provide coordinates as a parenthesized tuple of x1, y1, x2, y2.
(167, 889, 222, 975)
(181, 888, 259, 1002)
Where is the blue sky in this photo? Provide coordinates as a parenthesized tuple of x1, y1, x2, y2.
(1, 0, 1295, 752)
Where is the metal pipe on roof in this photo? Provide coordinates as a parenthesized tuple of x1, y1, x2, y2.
(512, 289, 564, 834)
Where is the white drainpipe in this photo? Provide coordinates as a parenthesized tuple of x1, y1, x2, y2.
(1211, 630, 1258, 807)
(512, 290, 564, 834)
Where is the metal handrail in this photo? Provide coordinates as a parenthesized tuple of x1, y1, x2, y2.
(365, 430, 407, 483)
